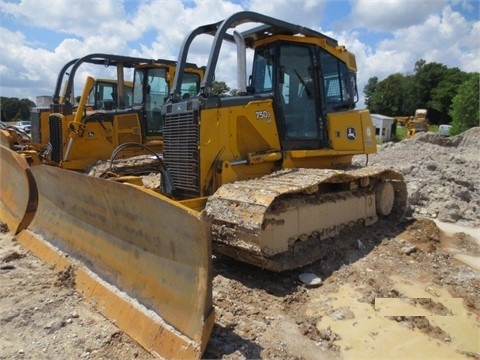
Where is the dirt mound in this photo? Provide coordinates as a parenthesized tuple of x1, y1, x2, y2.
(354, 127, 480, 226)
(412, 126, 480, 148)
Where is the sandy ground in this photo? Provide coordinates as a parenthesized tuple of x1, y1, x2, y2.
(1, 128, 479, 359)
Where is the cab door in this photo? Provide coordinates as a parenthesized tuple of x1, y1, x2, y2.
(274, 43, 328, 150)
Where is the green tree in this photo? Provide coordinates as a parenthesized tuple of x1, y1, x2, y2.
(363, 76, 378, 109)
(210, 81, 230, 97)
(368, 73, 415, 116)
(449, 73, 479, 135)
(413, 60, 448, 104)
(0, 97, 36, 122)
(429, 68, 469, 124)
(413, 60, 451, 123)
(364, 59, 472, 124)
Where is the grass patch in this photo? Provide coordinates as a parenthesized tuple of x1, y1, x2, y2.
(429, 124, 439, 133)
(394, 126, 408, 141)
(393, 124, 438, 142)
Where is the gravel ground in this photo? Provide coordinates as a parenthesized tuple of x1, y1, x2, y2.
(1, 127, 479, 359)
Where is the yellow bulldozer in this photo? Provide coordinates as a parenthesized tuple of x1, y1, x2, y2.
(0, 12, 407, 359)
(26, 54, 145, 150)
(12, 53, 204, 170)
(1, 53, 205, 233)
(1, 53, 209, 358)
(5, 77, 135, 150)
(407, 108, 430, 137)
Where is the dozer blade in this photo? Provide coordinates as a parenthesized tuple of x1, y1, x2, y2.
(17, 165, 214, 359)
(0, 145, 37, 234)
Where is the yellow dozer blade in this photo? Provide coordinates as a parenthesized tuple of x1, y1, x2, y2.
(0, 144, 37, 234)
(16, 165, 214, 359)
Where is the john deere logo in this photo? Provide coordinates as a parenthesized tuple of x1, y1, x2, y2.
(347, 126, 356, 141)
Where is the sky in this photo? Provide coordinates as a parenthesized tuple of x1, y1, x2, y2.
(0, 0, 479, 108)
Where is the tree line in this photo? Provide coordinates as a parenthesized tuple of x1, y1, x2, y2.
(1, 83, 234, 124)
(0, 97, 36, 123)
(364, 59, 479, 135)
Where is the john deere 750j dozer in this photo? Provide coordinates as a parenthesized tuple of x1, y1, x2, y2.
(1, 12, 407, 359)
(110, 10, 407, 272)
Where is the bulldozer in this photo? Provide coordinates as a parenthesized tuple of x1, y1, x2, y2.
(1, 53, 205, 234)
(155, 11, 406, 271)
(5, 78, 134, 151)
(0, 11, 407, 359)
(1, 53, 211, 358)
(27, 54, 144, 150)
(22, 53, 204, 170)
(407, 108, 429, 137)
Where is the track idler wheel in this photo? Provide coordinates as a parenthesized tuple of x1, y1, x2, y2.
(375, 181, 395, 216)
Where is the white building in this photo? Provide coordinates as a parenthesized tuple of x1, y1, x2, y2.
(370, 114, 394, 142)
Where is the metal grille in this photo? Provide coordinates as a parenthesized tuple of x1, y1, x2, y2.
(49, 114, 63, 163)
(163, 103, 200, 196)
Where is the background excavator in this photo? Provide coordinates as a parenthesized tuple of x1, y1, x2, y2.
(394, 108, 430, 137)
(0, 12, 407, 359)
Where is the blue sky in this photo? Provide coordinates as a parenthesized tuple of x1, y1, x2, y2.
(0, 0, 479, 107)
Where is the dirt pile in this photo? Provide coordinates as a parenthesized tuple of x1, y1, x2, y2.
(354, 127, 480, 227)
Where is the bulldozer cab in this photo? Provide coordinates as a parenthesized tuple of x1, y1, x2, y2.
(133, 65, 169, 135)
(132, 63, 203, 135)
(87, 79, 134, 110)
(251, 41, 358, 150)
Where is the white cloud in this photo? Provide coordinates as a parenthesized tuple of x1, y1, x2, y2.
(346, 0, 448, 31)
(247, 0, 327, 27)
(371, 5, 479, 73)
(334, 3, 480, 107)
(0, 0, 478, 106)
(0, 0, 135, 39)
(0, 27, 61, 97)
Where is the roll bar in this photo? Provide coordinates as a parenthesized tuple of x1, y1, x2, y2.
(169, 11, 337, 100)
(53, 53, 160, 105)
